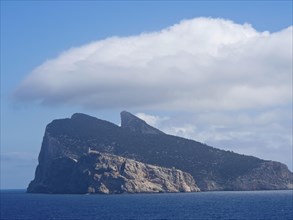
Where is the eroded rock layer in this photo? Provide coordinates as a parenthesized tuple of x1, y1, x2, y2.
(28, 151, 200, 194)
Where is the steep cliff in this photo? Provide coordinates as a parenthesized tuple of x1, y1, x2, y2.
(28, 112, 293, 192)
(226, 161, 293, 190)
(28, 151, 199, 194)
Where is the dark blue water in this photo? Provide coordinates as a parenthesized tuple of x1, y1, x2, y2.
(1, 190, 292, 220)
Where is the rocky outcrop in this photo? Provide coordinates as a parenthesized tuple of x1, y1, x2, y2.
(28, 111, 293, 193)
(226, 161, 293, 190)
(121, 111, 164, 135)
(28, 151, 200, 194)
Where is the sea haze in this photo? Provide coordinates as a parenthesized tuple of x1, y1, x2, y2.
(1, 190, 292, 220)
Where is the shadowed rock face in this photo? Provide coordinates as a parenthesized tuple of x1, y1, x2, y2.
(226, 161, 293, 190)
(28, 111, 293, 193)
(120, 111, 164, 135)
(28, 151, 200, 194)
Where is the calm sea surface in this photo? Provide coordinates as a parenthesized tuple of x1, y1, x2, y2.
(1, 190, 292, 220)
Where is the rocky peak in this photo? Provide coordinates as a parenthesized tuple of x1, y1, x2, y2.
(71, 113, 99, 121)
(120, 111, 164, 135)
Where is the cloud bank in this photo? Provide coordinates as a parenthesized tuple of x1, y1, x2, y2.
(135, 110, 292, 169)
(15, 17, 292, 111)
(14, 17, 292, 168)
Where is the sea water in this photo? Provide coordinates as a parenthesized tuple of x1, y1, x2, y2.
(1, 190, 292, 220)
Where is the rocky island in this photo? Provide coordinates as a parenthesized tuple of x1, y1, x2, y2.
(27, 111, 293, 193)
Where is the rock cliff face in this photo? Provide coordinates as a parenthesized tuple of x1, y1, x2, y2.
(28, 151, 199, 194)
(226, 161, 293, 190)
(28, 112, 293, 193)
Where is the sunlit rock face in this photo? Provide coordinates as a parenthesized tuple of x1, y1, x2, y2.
(28, 112, 293, 193)
(27, 151, 200, 194)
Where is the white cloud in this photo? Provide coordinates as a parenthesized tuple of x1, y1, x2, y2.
(15, 17, 292, 111)
(135, 113, 168, 127)
(13, 17, 292, 169)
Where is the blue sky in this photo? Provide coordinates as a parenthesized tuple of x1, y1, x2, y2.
(1, 1, 292, 189)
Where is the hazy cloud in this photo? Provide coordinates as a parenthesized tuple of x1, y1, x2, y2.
(1, 152, 38, 162)
(15, 17, 292, 111)
(136, 110, 292, 170)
